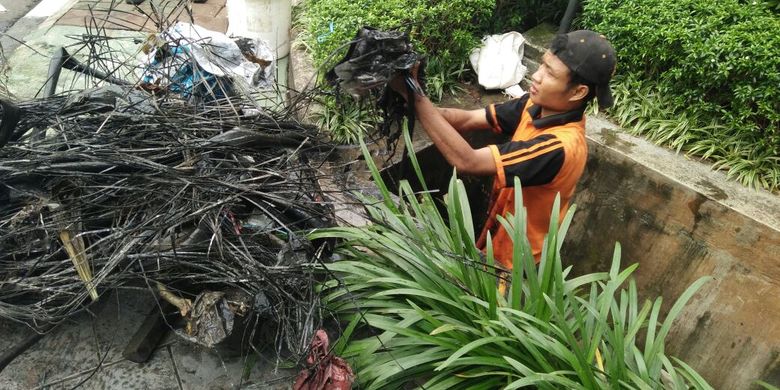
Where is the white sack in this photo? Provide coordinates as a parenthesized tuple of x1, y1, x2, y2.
(469, 32, 527, 90)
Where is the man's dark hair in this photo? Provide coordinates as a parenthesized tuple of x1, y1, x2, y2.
(567, 71, 596, 107)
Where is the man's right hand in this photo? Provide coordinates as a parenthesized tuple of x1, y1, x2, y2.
(388, 62, 424, 102)
(388, 74, 409, 101)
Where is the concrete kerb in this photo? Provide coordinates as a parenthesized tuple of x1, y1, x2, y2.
(0, 0, 77, 60)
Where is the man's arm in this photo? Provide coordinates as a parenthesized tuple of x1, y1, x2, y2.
(412, 94, 496, 176)
(436, 107, 491, 134)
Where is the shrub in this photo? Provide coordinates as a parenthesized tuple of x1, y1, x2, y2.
(312, 129, 714, 389)
(581, 0, 780, 190)
(303, 0, 494, 75)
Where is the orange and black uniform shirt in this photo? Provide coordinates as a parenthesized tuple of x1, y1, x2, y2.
(476, 94, 588, 269)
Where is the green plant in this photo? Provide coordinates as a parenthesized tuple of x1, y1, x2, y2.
(423, 57, 468, 103)
(311, 94, 379, 144)
(756, 381, 780, 390)
(312, 128, 714, 389)
(607, 74, 780, 191)
(581, 0, 780, 191)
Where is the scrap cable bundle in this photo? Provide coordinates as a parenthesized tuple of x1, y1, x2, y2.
(0, 0, 345, 358)
(0, 91, 333, 357)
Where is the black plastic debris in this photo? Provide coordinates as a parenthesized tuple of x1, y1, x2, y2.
(326, 27, 428, 155)
(0, 100, 21, 148)
(326, 27, 421, 97)
(60, 85, 157, 116)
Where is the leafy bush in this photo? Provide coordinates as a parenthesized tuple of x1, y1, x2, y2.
(581, 0, 780, 190)
(303, 0, 494, 75)
(608, 74, 780, 190)
(312, 129, 714, 389)
(311, 95, 379, 144)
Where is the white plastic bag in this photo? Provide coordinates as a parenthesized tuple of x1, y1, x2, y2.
(469, 32, 527, 90)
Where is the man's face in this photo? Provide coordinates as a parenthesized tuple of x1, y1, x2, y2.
(529, 51, 582, 112)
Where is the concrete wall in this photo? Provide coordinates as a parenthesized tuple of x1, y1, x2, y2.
(563, 118, 780, 389)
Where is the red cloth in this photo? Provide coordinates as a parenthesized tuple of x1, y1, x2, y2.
(293, 330, 354, 390)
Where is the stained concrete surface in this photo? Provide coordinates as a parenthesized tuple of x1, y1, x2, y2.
(565, 117, 780, 389)
(0, 289, 296, 389)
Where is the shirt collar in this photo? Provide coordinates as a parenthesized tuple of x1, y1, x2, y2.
(527, 104, 585, 129)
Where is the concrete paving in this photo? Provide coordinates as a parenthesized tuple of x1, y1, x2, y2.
(0, 289, 296, 389)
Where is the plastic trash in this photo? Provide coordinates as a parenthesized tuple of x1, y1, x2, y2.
(326, 27, 422, 97)
(174, 290, 255, 348)
(293, 329, 354, 390)
(137, 22, 276, 102)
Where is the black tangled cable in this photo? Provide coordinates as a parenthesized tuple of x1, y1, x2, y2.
(0, 0, 344, 366)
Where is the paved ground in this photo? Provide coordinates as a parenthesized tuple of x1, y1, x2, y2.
(0, 0, 41, 32)
(0, 289, 297, 389)
(57, 0, 228, 33)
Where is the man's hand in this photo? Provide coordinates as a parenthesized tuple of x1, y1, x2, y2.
(389, 74, 409, 101)
(388, 62, 423, 102)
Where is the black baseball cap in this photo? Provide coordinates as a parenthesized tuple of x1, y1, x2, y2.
(550, 30, 616, 109)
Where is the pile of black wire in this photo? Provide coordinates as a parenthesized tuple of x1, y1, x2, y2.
(0, 88, 333, 356)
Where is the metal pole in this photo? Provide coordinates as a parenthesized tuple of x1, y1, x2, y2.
(558, 0, 579, 34)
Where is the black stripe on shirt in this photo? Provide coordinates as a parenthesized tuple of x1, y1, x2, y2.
(485, 94, 530, 136)
(497, 135, 565, 187)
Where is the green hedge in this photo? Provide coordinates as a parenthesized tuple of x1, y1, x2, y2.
(581, 0, 780, 189)
(302, 0, 494, 73)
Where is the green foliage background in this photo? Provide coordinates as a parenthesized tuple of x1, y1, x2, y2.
(581, 0, 780, 190)
(302, 0, 494, 74)
(299, 0, 780, 190)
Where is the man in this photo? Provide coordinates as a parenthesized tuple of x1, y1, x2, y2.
(391, 30, 616, 269)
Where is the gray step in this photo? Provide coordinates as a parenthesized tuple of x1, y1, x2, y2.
(523, 56, 540, 80)
(523, 23, 556, 62)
